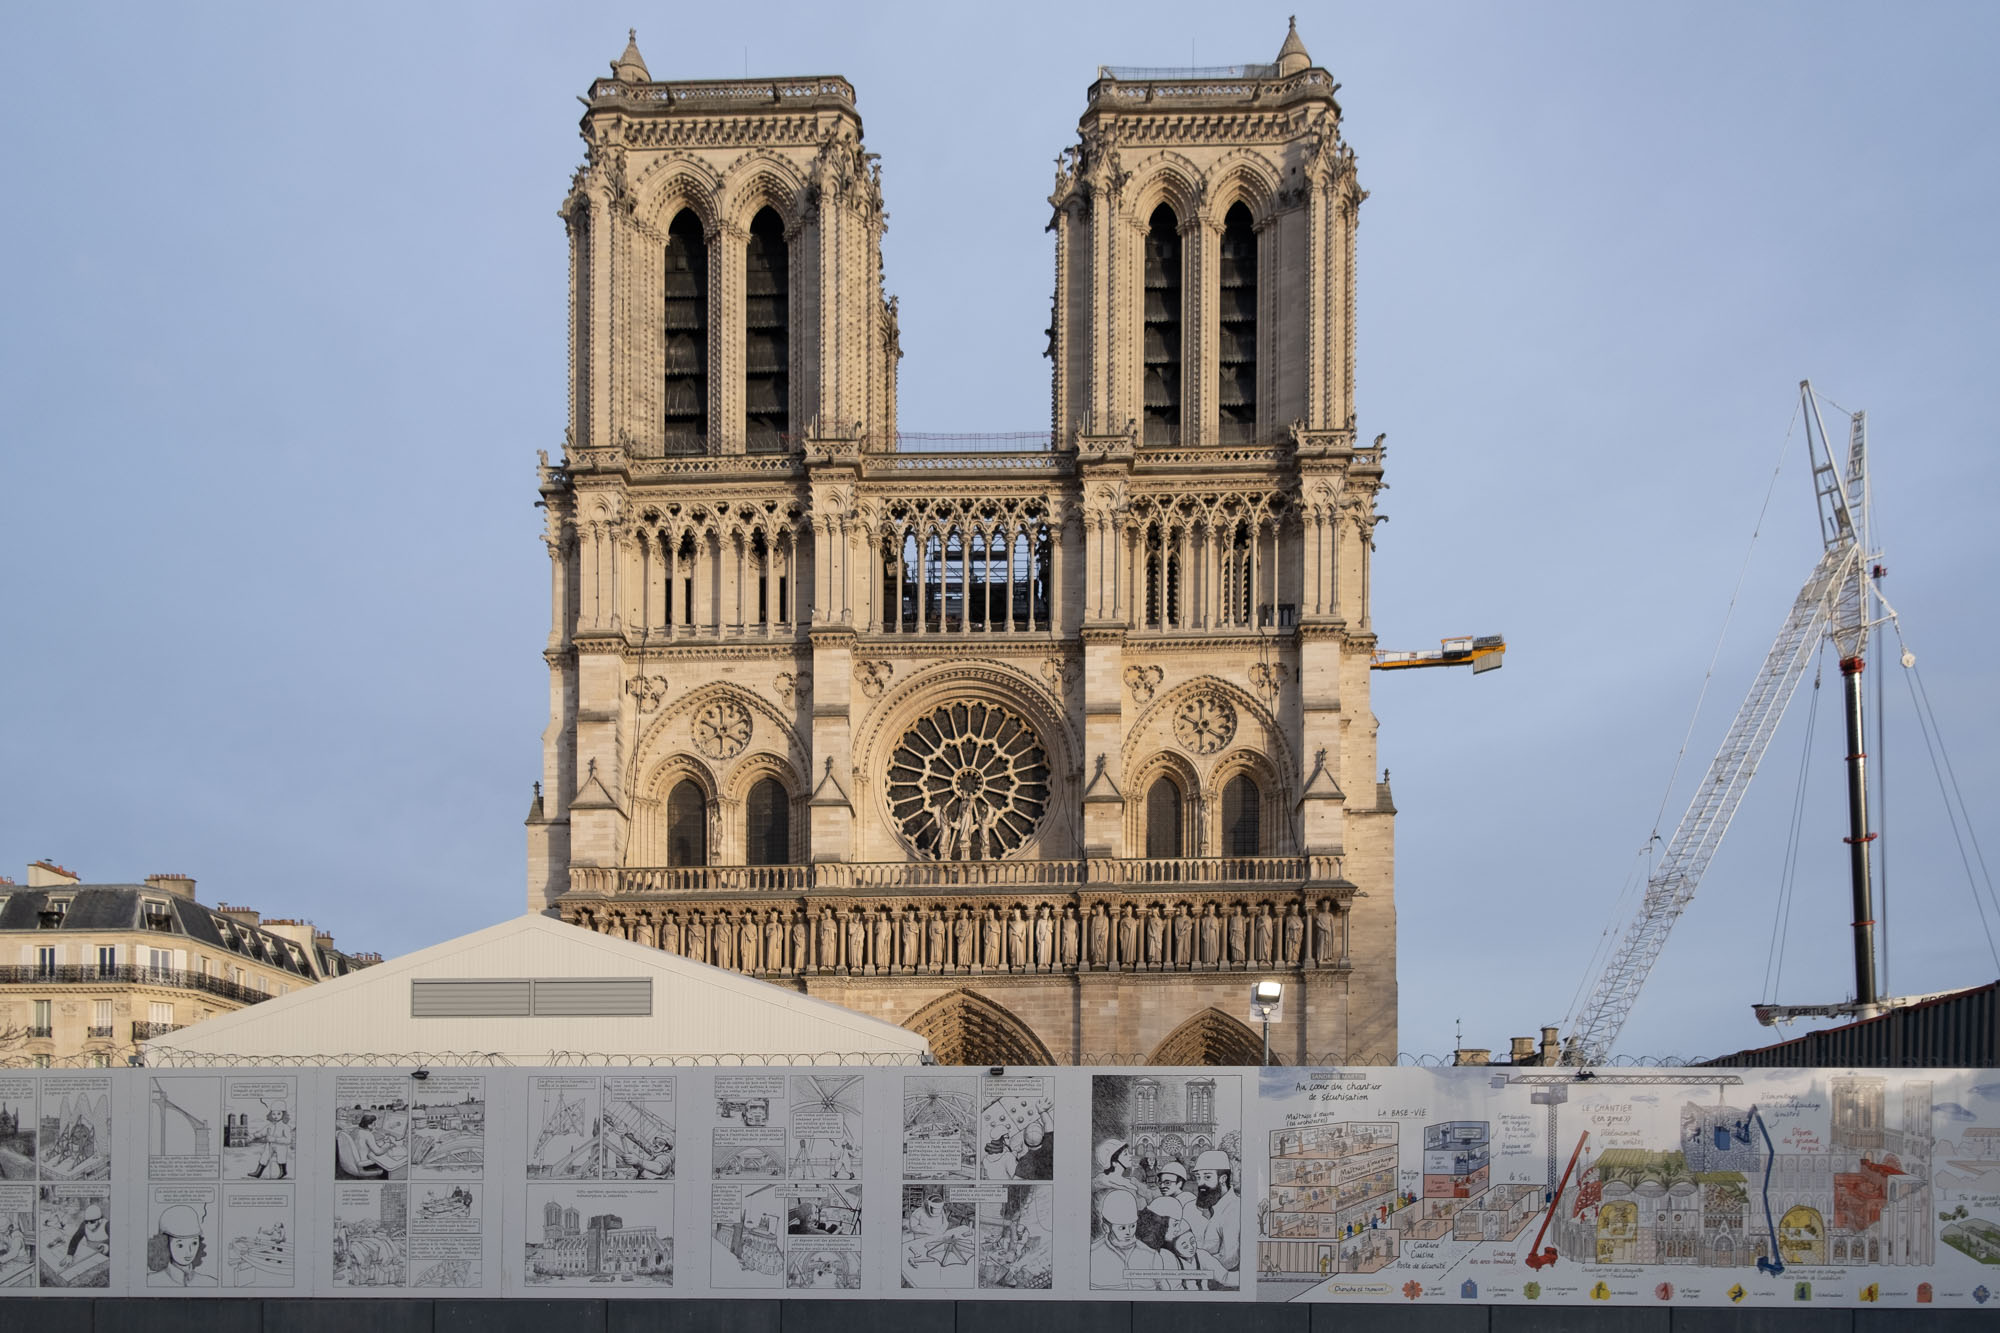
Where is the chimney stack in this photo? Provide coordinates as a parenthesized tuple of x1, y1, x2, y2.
(1540, 1027, 1561, 1066)
(1509, 1036, 1537, 1065)
(1452, 1048, 1491, 1067)
(217, 905, 262, 927)
(145, 874, 197, 900)
(27, 860, 80, 887)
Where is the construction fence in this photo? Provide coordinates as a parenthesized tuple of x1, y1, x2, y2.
(0, 1063, 1992, 1310)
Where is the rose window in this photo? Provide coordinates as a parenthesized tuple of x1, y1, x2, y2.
(886, 702, 1050, 860)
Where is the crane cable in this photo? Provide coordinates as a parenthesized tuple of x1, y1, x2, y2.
(1894, 624, 2000, 974)
(1563, 403, 1802, 1038)
(1644, 403, 1802, 847)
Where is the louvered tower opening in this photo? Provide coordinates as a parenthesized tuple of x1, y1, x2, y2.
(1218, 202, 1257, 443)
(745, 207, 790, 453)
(1142, 205, 1182, 447)
(662, 210, 708, 453)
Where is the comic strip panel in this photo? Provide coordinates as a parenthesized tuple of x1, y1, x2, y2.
(0, 1184, 31, 1288)
(221, 1183, 293, 1288)
(148, 1076, 221, 1181)
(146, 1183, 221, 1287)
(899, 1184, 1051, 1291)
(408, 1180, 481, 1288)
(902, 1077, 975, 1182)
(333, 1075, 411, 1182)
(789, 1075, 862, 1180)
(713, 1074, 786, 1180)
(222, 1076, 295, 1181)
(0, 1076, 37, 1182)
(410, 1074, 486, 1178)
(37, 1184, 109, 1288)
(525, 1181, 673, 1288)
(332, 1182, 407, 1288)
(711, 1181, 784, 1288)
(528, 1076, 601, 1180)
(40, 1075, 111, 1182)
(980, 1077, 1054, 1182)
(600, 1075, 674, 1181)
(1088, 1073, 1243, 1292)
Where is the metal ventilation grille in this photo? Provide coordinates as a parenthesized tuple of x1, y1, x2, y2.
(411, 979, 532, 1017)
(531, 978, 653, 1016)
(410, 977, 652, 1017)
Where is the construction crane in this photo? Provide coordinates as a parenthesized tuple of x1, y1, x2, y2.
(1371, 635, 1506, 673)
(1562, 381, 1895, 1064)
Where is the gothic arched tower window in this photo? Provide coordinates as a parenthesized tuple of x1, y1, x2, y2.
(1218, 202, 1257, 443)
(745, 207, 790, 452)
(662, 209, 709, 451)
(746, 777, 791, 866)
(1142, 204, 1183, 447)
(667, 780, 708, 866)
(1146, 776, 1184, 858)
(1221, 774, 1262, 856)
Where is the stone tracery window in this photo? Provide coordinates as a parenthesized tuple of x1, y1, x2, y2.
(1145, 776, 1184, 858)
(1221, 774, 1262, 856)
(666, 780, 708, 866)
(886, 702, 1050, 860)
(746, 776, 791, 865)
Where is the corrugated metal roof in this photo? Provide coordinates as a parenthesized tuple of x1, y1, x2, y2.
(1703, 980, 2000, 1068)
(145, 913, 930, 1063)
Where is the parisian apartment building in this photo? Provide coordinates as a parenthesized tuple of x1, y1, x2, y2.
(0, 860, 375, 1067)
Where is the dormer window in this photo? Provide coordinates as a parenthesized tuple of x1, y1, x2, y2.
(143, 899, 173, 931)
(39, 898, 70, 928)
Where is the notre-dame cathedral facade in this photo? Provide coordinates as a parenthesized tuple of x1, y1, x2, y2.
(529, 23, 1395, 1065)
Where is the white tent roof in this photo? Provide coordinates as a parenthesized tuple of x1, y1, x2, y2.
(146, 913, 929, 1065)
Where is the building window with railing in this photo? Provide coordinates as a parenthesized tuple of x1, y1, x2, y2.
(1142, 205, 1183, 446)
(1218, 202, 1258, 442)
(96, 946, 116, 978)
(662, 208, 709, 452)
(30, 999, 52, 1039)
(744, 207, 789, 452)
(146, 947, 173, 980)
(35, 946, 56, 978)
(89, 999, 113, 1038)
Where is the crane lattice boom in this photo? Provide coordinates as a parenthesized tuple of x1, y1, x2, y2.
(1564, 383, 1870, 1064)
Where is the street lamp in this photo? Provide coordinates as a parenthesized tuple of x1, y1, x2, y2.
(1249, 980, 1284, 1067)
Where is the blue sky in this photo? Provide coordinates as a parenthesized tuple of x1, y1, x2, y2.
(3, 3, 1996, 1060)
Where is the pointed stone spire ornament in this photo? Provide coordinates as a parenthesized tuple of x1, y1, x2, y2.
(612, 28, 651, 84)
(1275, 16, 1311, 77)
